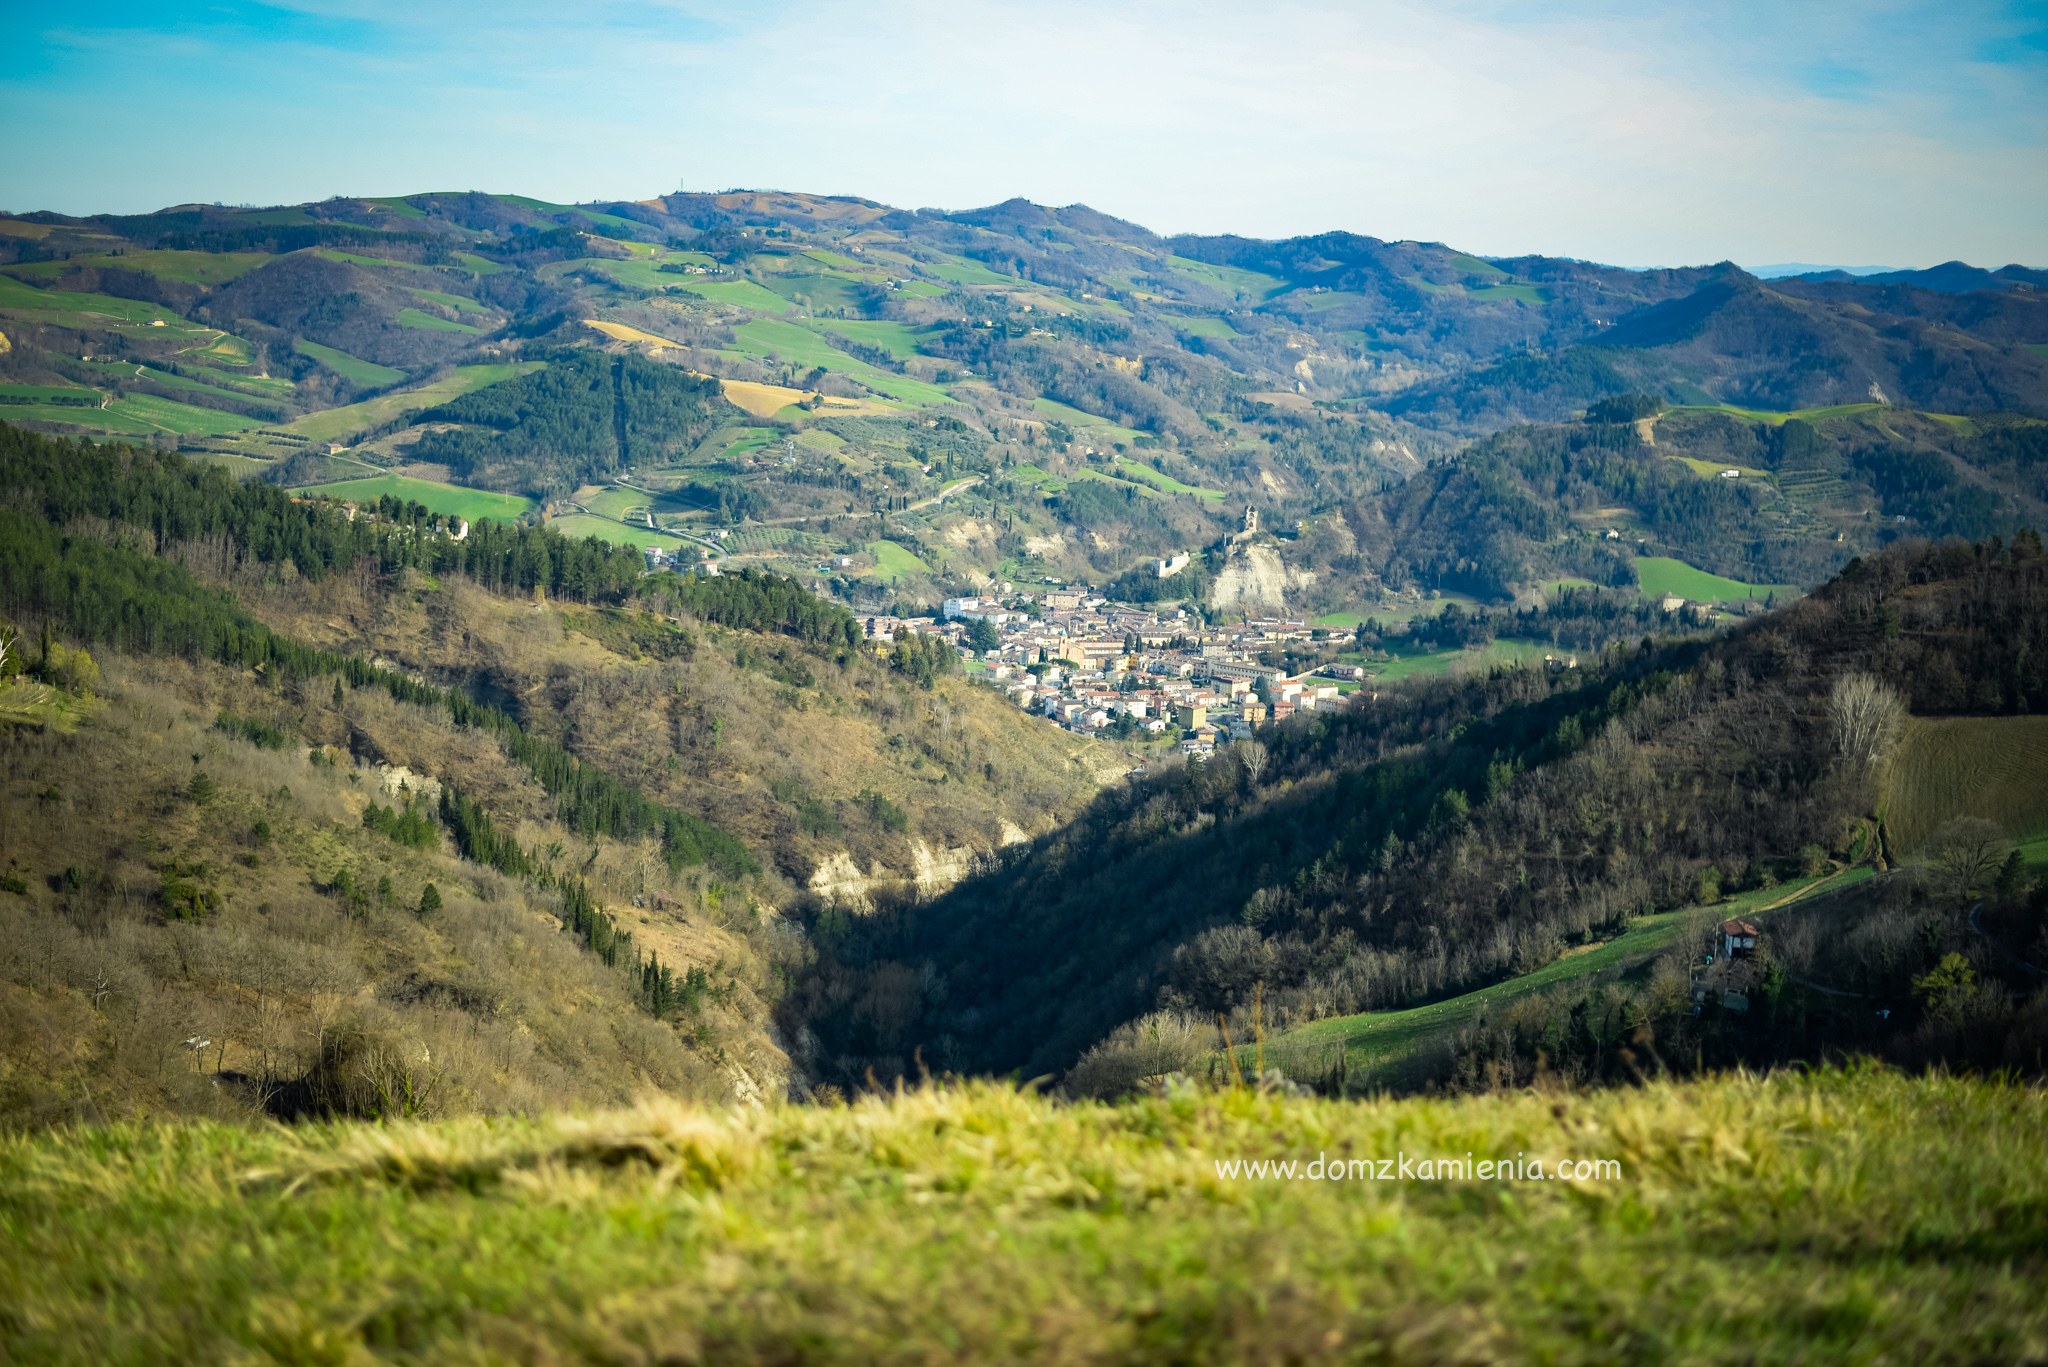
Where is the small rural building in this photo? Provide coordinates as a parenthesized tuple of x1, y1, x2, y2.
(1720, 918, 1759, 958)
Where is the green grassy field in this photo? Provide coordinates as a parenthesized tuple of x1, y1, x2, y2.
(1881, 715, 2048, 851)
(1296, 289, 1359, 312)
(725, 320, 954, 406)
(812, 319, 934, 360)
(544, 513, 686, 550)
(408, 287, 489, 315)
(1006, 463, 1065, 492)
(1032, 397, 1145, 444)
(1449, 253, 1509, 277)
(1069, 468, 1164, 499)
(1664, 402, 1962, 429)
(294, 339, 406, 387)
(1173, 315, 1240, 339)
(196, 333, 257, 367)
(183, 363, 295, 398)
(917, 254, 1014, 287)
(313, 248, 429, 272)
(111, 393, 263, 435)
(282, 362, 542, 442)
(0, 383, 98, 404)
(290, 473, 533, 523)
(1365, 637, 1553, 682)
(544, 256, 689, 293)
(1673, 455, 1771, 480)
(1467, 281, 1546, 305)
(6, 249, 269, 286)
(762, 271, 871, 312)
(577, 485, 654, 521)
(90, 363, 271, 409)
(361, 196, 428, 219)
(1269, 868, 1874, 1085)
(867, 539, 932, 582)
(2027, 343, 2048, 362)
(181, 451, 274, 478)
(1395, 276, 1544, 306)
(0, 403, 156, 435)
(1317, 593, 1487, 633)
(3, 1069, 2043, 1364)
(1164, 255, 1287, 299)
(1111, 456, 1225, 501)
(0, 274, 218, 339)
(669, 277, 797, 314)
(1636, 556, 1799, 603)
(5, 392, 263, 438)
(395, 307, 483, 334)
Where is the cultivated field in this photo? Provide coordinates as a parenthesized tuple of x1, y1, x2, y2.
(4, 392, 264, 438)
(1881, 714, 2048, 851)
(584, 319, 685, 349)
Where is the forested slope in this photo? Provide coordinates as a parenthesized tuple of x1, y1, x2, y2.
(0, 424, 1112, 1122)
(790, 535, 2048, 1087)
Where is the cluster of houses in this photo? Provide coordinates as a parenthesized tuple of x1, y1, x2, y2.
(643, 541, 723, 574)
(859, 584, 1363, 757)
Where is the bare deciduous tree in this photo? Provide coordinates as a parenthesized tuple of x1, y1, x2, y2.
(1931, 817, 2009, 901)
(1236, 740, 1269, 788)
(1829, 673, 1906, 770)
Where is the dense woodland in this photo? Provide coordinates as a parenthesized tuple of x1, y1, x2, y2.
(409, 349, 726, 495)
(0, 422, 1117, 1121)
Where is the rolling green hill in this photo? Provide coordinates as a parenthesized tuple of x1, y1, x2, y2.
(3, 188, 2044, 621)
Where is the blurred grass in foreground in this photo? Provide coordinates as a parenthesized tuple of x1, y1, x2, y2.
(1, 1067, 2044, 1364)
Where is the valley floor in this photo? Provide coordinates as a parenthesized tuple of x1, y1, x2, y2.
(2, 1069, 2043, 1364)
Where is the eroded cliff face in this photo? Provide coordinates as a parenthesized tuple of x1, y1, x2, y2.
(806, 821, 1031, 909)
(1211, 544, 1314, 618)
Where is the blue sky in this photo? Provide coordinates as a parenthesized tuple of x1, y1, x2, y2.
(2, 0, 2044, 267)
